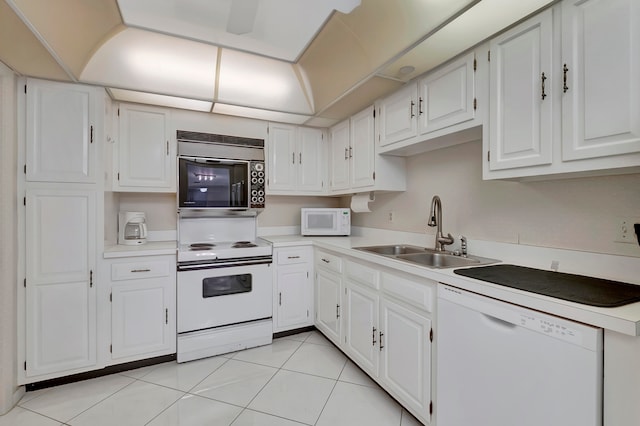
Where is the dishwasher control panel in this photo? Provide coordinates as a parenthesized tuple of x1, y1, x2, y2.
(519, 313, 581, 345)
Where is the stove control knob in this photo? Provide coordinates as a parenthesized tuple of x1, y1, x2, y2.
(258, 196, 265, 203)
(258, 171, 265, 178)
(258, 178, 264, 184)
(251, 177, 257, 184)
(251, 171, 258, 177)
(254, 163, 264, 172)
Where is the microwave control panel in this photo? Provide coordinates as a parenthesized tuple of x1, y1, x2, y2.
(249, 162, 266, 209)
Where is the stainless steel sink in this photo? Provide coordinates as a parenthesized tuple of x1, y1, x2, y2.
(354, 244, 428, 256)
(354, 244, 498, 269)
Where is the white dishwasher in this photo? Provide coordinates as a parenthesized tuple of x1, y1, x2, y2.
(437, 285, 603, 426)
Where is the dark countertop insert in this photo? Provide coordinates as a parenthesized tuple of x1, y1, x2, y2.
(454, 264, 640, 308)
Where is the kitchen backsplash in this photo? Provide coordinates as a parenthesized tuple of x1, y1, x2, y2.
(352, 140, 640, 258)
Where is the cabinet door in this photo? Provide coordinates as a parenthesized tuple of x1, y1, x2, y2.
(315, 268, 342, 344)
(117, 104, 173, 190)
(26, 79, 96, 183)
(562, 0, 640, 161)
(418, 52, 475, 135)
(111, 280, 175, 359)
(489, 9, 554, 170)
(298, 127, 325, 192)
(329, 119, 350, 191)
(25, 189, 96, 377)
(267, 123, 297, 191)
(379, 84, 418, 147)
(350, 106, 375, 189)
(276, 264, 312, 331)
(379, 298, 431, 421)
(345, 282, 379, 377)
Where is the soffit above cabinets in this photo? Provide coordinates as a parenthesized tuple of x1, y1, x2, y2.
(1, 0, 554, 126)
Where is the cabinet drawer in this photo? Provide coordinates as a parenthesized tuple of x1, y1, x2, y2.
(277, 247, 311, 265)
(381, 272, 434, 313)
(314, 251, 342, 273)
(345, 259, 379, 289)
(111, 260, 171, 281)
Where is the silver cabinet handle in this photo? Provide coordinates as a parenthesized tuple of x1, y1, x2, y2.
(131, 269, 151, 273)
(348, 146, 353, 158)
(410, 101, 415, 118)
(563, 64, 569, 93)
(287, 256, 300, 259)
(299, 152, 302, 164)
(541, 72, 547, 100)
(372, 327, 377, 346)
(418, 97, 423, 115)
(336, 304, 340, 319)
(279, 292, 282, 306)
(379, 331, 384, 351)
(292, 152, 295, 164)
(344, 147, 348, 160)
(321, 258, 330, 263)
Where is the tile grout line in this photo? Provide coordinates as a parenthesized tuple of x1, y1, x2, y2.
(312, 357, 348, 426)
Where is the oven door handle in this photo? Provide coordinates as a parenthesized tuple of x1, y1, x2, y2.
(178, 257, 272, 271)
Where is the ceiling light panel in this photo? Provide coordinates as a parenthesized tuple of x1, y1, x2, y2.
(80, 28, 217, 100)
(109, 88, 213, 112)
(217, 49, 313, 115)
(117, 0, 360, 62)
(213, 103, 310, 125)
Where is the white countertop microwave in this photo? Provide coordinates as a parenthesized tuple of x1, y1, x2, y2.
(301, 208, 351, 236)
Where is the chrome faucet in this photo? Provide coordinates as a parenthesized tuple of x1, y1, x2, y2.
(428, 195, 454, 251)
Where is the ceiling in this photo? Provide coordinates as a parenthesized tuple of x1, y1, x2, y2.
(0, 0, 554, 127)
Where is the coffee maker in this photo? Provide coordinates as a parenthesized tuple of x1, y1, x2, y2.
(118, 211, 148, 245)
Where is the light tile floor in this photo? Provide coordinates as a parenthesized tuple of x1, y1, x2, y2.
(1, 331, 424, 426)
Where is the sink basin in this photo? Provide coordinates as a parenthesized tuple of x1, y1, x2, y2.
(354, 244, 427, 256)
(354, 244, 498, 269)
(395, 252, 482, 268)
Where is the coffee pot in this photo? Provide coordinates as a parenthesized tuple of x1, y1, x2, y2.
(118, 211, 148, 245)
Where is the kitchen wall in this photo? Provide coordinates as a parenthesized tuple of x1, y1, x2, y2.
(107, 192, 340, 241)
(353, 140, 640, 258)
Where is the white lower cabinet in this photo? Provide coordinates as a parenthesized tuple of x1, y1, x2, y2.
(106, 255, 176, 363)
(24, 189, 97, 380)
(273, 246, 313, 333)
(314, 250, 343, 345)
(379, 296, 431, 419)
(314, 251, 433, 424)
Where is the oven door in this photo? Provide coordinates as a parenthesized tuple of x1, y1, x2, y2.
(177, 261, 272, 333)
(178, 157, 249, 209)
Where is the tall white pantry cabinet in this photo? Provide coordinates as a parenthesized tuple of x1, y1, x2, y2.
(18, 78, 105, 384)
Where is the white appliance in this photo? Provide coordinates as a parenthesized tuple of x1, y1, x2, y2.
(118, 211, 148, 245)
(301, 208, 350, 236)
(437, 285, 603, 426)
(176, 215, 273, 362)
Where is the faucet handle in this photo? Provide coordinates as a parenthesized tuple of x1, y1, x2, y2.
(459, 235, 468, 257)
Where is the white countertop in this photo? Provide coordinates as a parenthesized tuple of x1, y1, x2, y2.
(263, 234, 640, 336)
(104, 241, 177, 258)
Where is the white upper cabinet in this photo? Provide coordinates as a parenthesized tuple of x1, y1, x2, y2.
(379, 84, 418, 148)
(25, 79, 98, 183)
(561, 0, 640, 161)
(114, 103, 174, 192)
(418, 52, 476, 135)
(266, 123, 325, 195)
(350, 106, 376, 189)
(488, 8, 555, 171)
(329, 119, 351, 191)
(484, 0, 640, 180)
(330, 105, 406, 195)
(377, 50, 485, 156)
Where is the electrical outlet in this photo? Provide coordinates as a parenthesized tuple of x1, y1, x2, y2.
(388, 211, 394, 222)
(615, 218, 640, 243)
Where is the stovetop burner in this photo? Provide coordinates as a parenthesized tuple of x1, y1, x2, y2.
(189, 243, 215, 251)
(232, 241, 257, 248)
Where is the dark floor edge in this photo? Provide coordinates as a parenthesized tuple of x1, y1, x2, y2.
(273, 325, 316, 339)
(25, 354, 177, 392)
